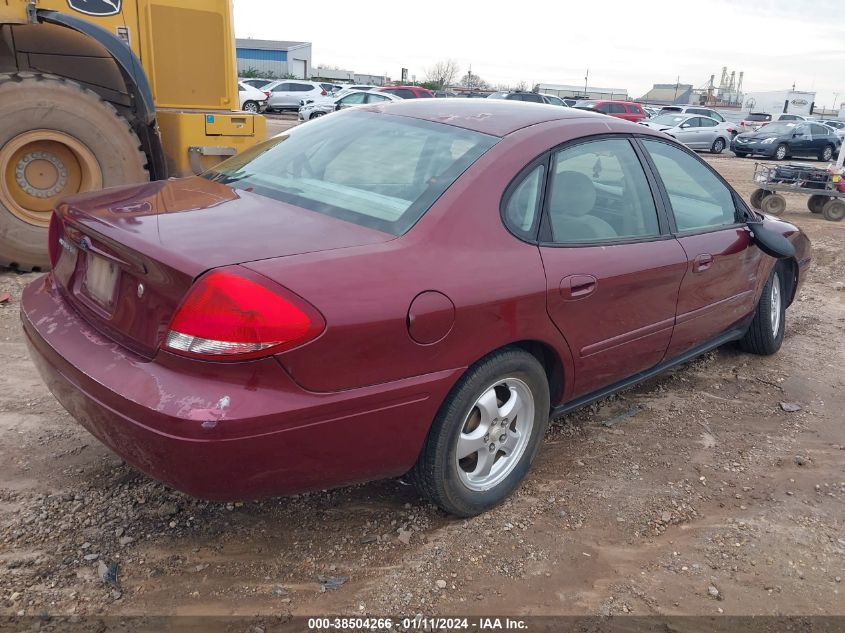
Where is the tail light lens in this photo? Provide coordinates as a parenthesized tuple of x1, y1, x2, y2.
(320, 89, 328, 96)
(163, 268, 324, 361)
(263, 91, 270, 98)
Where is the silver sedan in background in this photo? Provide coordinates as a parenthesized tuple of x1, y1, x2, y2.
(640, 114, 732, 154)
(298, 90, 402, 121)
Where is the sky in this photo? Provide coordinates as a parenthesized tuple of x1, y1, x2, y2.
(233, 0, 843, 111)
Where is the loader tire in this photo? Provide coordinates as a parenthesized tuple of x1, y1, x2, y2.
(0, 72, 149, 271)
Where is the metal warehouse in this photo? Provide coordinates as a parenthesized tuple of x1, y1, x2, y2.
(235, 38, 313, 79)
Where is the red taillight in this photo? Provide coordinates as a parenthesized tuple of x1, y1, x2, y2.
(163, 269, 324, 361)
(47, 212, 63, 268)
(320, 89, 328, 96)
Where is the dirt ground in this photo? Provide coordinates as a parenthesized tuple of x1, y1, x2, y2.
(0, 149, 844, 621)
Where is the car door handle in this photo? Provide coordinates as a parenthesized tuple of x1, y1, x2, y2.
(693, 253, 714, 273)
(560, 274, 598, 300)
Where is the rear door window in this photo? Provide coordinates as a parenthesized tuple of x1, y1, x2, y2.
(546, 138, 661, 242)
(608, 103, 627, 114)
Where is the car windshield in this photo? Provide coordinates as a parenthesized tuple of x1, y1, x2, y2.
(746, 113, 771, 122)
(203, 111, 498, 235)
(651, 114, 687, 126)
(758, 122, 797, 135)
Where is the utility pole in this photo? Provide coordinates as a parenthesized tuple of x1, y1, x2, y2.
(673, 75, 680, 103)
(584, 69, 589, 97)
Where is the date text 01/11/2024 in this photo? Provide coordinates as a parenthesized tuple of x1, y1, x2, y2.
(306, 617, 528, 630)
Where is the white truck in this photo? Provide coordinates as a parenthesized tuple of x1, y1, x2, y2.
(743, 90, 816, 118)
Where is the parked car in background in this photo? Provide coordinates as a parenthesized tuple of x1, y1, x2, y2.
(374, 85, 434, 99)
(819, 120, 845, 141)
(237, 81, 268, 113)
(487, 91, 545, 103)
(299, 90, 401, 121)
(23, 100, 809, 517)
(657, 105, 741, 136)
(640, 114, 731, 154)
(643, 106, 661, 118)
(731, 121, 841, 161)
(435, 90, 460, 98)
(240, 78, 274, 90)
(562, 98, 579, 107)
(573, 100, 646, 122)
(541, 94, 566, 106)
(738, 112, 772, 132)
(659, 105, 727, 123)
(773, 113, 810, 122)
(264, 80, 329, 112)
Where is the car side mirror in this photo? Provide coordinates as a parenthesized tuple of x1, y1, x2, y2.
(747, 219, 796, 259)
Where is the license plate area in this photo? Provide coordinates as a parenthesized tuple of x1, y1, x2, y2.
(83, 253, 119, 309)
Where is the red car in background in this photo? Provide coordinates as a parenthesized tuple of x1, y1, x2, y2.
(22, 100, 810, 517)
(573, 99, 647, 122)
(374, 85, 434, 99)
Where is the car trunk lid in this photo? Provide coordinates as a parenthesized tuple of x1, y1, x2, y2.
(49, 178, 392, 358)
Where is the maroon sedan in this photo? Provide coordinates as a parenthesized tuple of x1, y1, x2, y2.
(22, 100, 810, 517)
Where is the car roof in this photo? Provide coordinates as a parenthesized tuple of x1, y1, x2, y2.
(356, 98, 621, 137)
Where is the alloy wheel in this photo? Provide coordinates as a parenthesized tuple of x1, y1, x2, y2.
(455, 377, 535, 492)
(775, 144, 787, 160)
(770, 273, 781, 337)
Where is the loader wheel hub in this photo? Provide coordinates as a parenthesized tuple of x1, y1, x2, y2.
(16, 152, 68, 198)
(0, 130, 102, 227)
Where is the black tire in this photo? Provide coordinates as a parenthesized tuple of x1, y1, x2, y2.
(711, 137, 726, 154)
(761, 193, 787, 216)
(807, 194, 829, 214)
(750, 188, 770, 210)
(409, 348, 550, 517)
(822, 199, 845, 222)
(774, 143, 789, 161)
(0, 72, 148, 271)
(311, 111, 325, 118)
(734, 151, 749, 158)
(242, 100, 259, 113)
(739, 264, 786, 356)
(818, 145, 834, 162)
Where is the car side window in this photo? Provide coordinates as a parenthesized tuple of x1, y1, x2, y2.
(642, 139, 737, 232)
(710, 111, 725, 122)
(596, 103, 611, 114)
(340, 92, 367, 105)
(810, 124, 829, 136)
(292, 84, 313, 92)
(365, 93, 390, 103)
(272, 83, 291, 92)
(699, 118, 717, 128)
(502, 163, 545, 240)
(608, 104, 626, 114)
(522, 93, 543, 103)
(546, 138, 660, 243)
(418, 91, 432, 98)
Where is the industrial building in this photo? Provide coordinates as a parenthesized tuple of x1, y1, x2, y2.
(536, 83, 628, 101)
(235, 38, 312, 79)
(311, 66, 389, 86)
(637, 83, 695, 106)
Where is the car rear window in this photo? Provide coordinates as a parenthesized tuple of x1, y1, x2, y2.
(203, 111, 498, 235)
(747, 113, 771, 121)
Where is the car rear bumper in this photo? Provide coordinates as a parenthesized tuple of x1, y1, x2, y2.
(21, 274, 461, 500)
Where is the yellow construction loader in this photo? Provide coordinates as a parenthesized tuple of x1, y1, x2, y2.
(0, 0, 266, 270)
